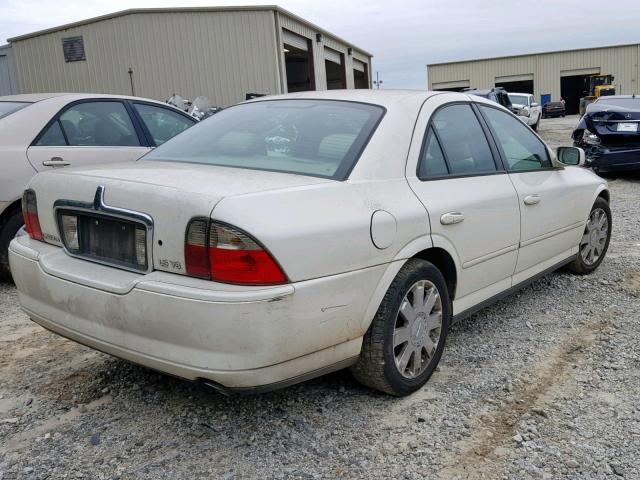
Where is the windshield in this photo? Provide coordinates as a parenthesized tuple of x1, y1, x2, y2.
(0, 101, 31, 119)
(143, 99, 385, 180)
(595, 97, 640, 109)
(509, 95, 529, 106)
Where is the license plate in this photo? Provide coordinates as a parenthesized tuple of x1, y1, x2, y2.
(617, 122, 638, 132)
(58, 210, 148, 271)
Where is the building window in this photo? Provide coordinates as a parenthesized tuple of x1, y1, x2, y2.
(62, 36, 86, 62)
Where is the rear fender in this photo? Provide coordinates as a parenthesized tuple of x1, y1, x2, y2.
(359, 235, 462, 332)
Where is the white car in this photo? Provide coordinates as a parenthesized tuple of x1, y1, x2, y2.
(0, 93, 196, 280)
(508, 92, 542, 131)
(9, 91, 610, 396)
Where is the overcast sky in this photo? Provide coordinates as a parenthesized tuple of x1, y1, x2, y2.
(2, 0, 639, 89)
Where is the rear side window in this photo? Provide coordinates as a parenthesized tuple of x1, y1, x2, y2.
(36, 121, 66, 146)
(143, 100, 385, 180)
(479, 105, 551, 171)
(58, 101, 140, 147)
(418, 127, 448, 178)
(426, 104, 497, 176)
(133, 103, 194, 146)
(0, 101, 30, 119)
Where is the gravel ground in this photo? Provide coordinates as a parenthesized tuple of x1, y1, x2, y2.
(1, 115, 639, 480)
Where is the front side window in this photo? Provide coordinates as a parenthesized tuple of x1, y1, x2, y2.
(479, 105, 551, 171)
(58, 101, 140, 147)
(429, 104, 497, 175)
(133, 103, 194, 146)
(143, 100, 385, 180)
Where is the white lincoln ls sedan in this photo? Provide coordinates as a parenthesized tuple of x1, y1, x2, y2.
(9, 91, 610, 396)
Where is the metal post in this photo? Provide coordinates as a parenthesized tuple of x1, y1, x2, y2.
(128, 67, 135, 96)
(373, 71, 383, 89)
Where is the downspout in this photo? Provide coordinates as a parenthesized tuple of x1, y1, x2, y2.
(273, 11, 286, 94)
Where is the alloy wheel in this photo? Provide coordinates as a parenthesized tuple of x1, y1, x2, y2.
(580, 208, 608, 266)
(393, 280, 443, 379)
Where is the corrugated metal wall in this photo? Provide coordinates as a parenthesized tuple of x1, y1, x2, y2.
(11, 10, 281, 106)
(278, 12, 371, 91)
(428, 44, 640, 102)
(0, 44, 18, 96)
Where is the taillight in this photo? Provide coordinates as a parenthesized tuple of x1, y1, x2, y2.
(22, 189, 43, 241)
(184, 218, 287, 285)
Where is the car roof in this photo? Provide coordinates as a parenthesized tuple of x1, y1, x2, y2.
(0, 92, 170, 106)
(596, 95, 638, 100)
(507, 92, 532, 96)
(246, 89, 443, 109)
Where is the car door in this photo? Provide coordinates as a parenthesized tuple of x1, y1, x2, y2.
(131, 102, 195, 147)
(406, 95, 521, 314)
(477, 104, 585, 283)
(26, 99, 150, 172)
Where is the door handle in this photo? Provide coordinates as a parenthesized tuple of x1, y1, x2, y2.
(524, 194, 541, 205)
(42, 157, 70, 167)
(440, 212, 465, 225)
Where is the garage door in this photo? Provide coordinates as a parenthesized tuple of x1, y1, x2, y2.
(431, 80, 470, 92)
(282, 30, 309, 51)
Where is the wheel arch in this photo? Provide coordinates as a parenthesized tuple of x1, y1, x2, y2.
(360, 239, 460, 333)
(0, 198, 22, 228)
(595, 187, 609, 204)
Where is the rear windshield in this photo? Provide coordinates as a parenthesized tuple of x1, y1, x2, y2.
(143, 99, 385, 180)
(0, 101, 30, 119)
(595, 97, 640, 108)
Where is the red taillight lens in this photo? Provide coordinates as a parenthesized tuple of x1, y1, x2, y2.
(184, 219, 287, 285)
(22, 189, 43, 241)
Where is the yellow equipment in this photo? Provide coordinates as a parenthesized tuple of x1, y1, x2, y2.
(579, 75, 616, 115)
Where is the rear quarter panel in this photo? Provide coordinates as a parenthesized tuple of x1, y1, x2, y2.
(211, 178, 430, 283)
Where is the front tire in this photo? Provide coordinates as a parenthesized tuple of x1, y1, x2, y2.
(567, 197, 611, 274)
(0, 208, 24, 282)
(351, 259, 451, 396)
(531, 116, 540, 131)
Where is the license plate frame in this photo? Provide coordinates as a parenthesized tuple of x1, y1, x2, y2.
(57, 209, 148, 272)
(617, 122, 638, 132)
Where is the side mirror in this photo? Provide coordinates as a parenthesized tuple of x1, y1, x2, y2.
(557, 146, 585, 166)
(531, 102, 539, 108)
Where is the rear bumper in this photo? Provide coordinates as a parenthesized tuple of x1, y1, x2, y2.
(8, 236, 381, 391)
(586, 145, 640, 172)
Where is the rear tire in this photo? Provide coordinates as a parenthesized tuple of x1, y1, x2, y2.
(0, 208, 24, 282)
(351, 259, 451, 396)
(567, 197, 611, 275)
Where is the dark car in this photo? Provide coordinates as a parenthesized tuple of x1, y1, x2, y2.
(572, 95, 640, 173)
(542, 102, 565, 118)
(462, 87, 515, 113)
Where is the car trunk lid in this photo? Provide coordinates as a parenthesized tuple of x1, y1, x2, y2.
(30, 161, 331, 276)
(585, 108, 640, 140)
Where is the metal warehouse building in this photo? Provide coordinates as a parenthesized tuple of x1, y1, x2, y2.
(5, 6, 372, 106)
(427, 43, 640, 114)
